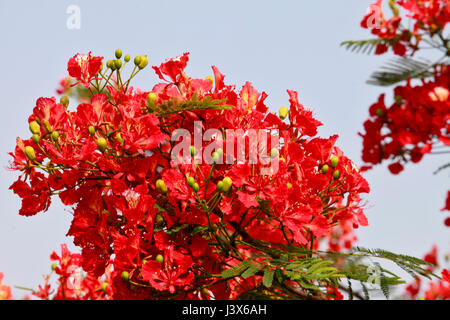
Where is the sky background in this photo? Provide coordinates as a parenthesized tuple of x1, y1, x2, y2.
(0, 0, 448, 298)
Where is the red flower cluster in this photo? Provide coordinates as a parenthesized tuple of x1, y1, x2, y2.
(405, 245, 450, 300)
(9, 51, 370, 299)
(361, 0, 449, 56)
(358, 0, 450, 222)
(360, 66, 449, 172)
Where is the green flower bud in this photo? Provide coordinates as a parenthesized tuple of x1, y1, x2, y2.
(211, 151, 220, 163)
(147, 92, 157, 106)
(138, 55, 148, 69)
(156, 179, 168, 194)
(114, 59, 122, 70)
(333, 170, 341, 179)
(217, 181, 224, 192)
(270, 148, 278, 159)
(217, 148, 223, 156)
(192, 183, 200, 193)
(121, 271, 129, 281)
(97, 137, 107, 152)
(88, 126, 96, 136)
(287, 182, 293, 188)
(321, 164, 330, 174)
(101, 282, 108, 292)
(279, 106, 289, 120)
(32, 134, 40, 144)
(134, 56, 141, 66)
(51, 131, 60, 142)
(51, 263, 57, 271)
(394, 95, 403, 105)
(115, 49, 122, 59)
(189, 146, 196, 157)
(60, 95, 69, 108)
(124, 54, 131, 62)
(187, 176, 195, 187)
(107, 59, 115, 70)
(24, 146, 36, 161)
(29, 121, 41, 134)
(222, 177, 232, 192)
(155, 254, 164, 264)
(156, 215, 164, 224)
(375, 108, 385, 117)
(330, 156, 339, 168)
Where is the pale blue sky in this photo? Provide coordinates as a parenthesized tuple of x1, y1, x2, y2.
(0, 0, 448, 297)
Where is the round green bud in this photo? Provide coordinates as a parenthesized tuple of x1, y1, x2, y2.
(187, 176, 195, 187)
(270, 148, 278, 159)
(394, 95, 403, 105)
(321, 164, 330, 174)
(88, 126, 96, 136)
(217, 148, 223, 156)
(121, 271, 129, 281)
(156, 215, 164, 224)
(107, 59, 115, 70)
(124, 54, 131, 62)
(60, 96, 69, 108)
(333, 170, 341, 179)
(217, 181, 224, 192)
(115, 49, 122, 59)
(32, 134, 40, 144)
(114, 59, 122, 70)
(287, 182, 293, 188)
(29, 121, 41, 135)
(211, 151, 220, 163)
(156, 179, 168, 194)
(97, 137, 108, 152)
(134, 56, 141, 66)
(51, 131, 60, 142)
(222, 177, 232, 193)
(192, 183, 200, 193)
(375, 108, 385, 117)
(51, 263, 57, 271)
(24, 146, 36, 161)
(279, 106, 289, 120)
(147, 92, 157, 106)
(330, 156, 339, 168)
(189, 146, 196, 157)
(155, 254, 164, 264)
(101, 282, 108, 292)
(138, 55, 148, 69)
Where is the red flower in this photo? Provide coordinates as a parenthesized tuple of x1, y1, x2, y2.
(68, 52, 103, 87)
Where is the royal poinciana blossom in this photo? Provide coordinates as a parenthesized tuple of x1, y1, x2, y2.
(8, 49, 376, 300)
(361, 0, 449, 56)
(354, 0, 450, 223)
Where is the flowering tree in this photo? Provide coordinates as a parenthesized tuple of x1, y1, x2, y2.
(342, 0, 449, 299)
(4, 47, 445, 299)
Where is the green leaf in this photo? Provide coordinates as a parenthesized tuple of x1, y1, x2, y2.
(340, 38, 386, 54)
(241, 262, 263, 278)
(367, 57, 434, 86)
(263, 268, 275, 288)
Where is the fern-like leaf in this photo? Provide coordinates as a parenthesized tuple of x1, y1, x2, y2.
(367, 58, 434, 86)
